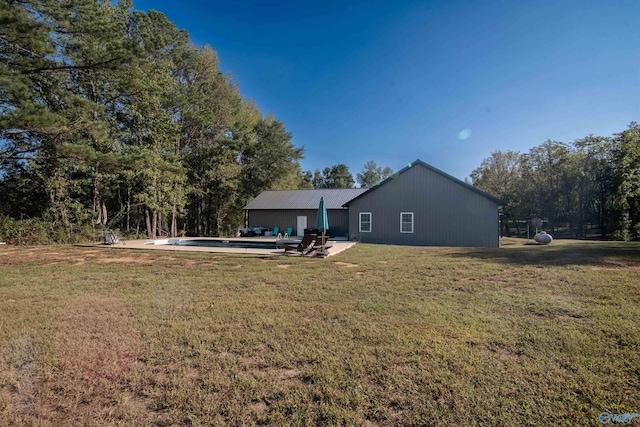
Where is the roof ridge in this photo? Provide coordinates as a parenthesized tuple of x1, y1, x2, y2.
(259, 188, 366, 191)
(342, 159, 503, 206)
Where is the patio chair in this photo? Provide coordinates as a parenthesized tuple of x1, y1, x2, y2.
(284, 234, 316, 254)
(308, 236, 333, 257)
(315, 234, 330, 246)
(273, 226, 280, 237)
(284, 226, 293, 238)
(104, 230, 121, 245)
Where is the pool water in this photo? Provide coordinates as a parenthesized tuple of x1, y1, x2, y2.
(172, 239, 280, 249)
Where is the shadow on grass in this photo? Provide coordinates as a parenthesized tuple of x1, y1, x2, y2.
(450, 241, 640, 267)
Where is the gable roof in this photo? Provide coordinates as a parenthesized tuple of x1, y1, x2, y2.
(245, 188, 368, 210)
(342, 159, 503, 206)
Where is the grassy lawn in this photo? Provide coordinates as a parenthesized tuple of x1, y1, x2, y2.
(0, 239, 639, 426)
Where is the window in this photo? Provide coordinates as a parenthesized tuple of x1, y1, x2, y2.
(400, 212, 414, 233)
(359, 212, 372, 232)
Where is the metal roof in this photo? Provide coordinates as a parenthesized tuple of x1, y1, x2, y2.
(245, 189, 367, 210)
(342, 159, 504, 206)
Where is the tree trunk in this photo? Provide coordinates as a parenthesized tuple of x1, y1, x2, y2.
(213, 193, 221, 236)
(171, 205, 177, 237)
(61, 202, 70, 232)
(101, 203, 107, 226)
(207, 192, 214, 236)
(93, 173, 100, 231)
(152, 210, 158, 238)
(126, 186, 131, 233)
(145, 208, 153, 239)
(196, 195, 202, 236)
(599, 188, 607, 239)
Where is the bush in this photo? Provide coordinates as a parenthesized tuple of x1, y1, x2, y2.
(0, 216, 54, 245)
(0, 216, 95, 245)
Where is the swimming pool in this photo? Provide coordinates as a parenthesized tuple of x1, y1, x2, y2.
(152, 238, 282, 249)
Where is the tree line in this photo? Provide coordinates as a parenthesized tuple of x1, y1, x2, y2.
(470, 123, 640, 240)
(300, 161, 393, 189)
(0, 0, 396, 242)
(1, 0, 307, 240)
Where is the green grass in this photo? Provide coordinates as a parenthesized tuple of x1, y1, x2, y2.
(0, 239, 639, 426)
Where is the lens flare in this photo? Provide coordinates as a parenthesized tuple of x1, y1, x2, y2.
(458, 129, 472, 140)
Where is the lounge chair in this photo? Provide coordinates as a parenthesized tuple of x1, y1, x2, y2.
(315, 234, 330, 246)
(309, 236, 333, 257)
(284, 234, 316, 254)
(104, 230, 120, 245)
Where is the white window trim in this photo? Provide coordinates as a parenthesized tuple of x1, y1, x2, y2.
(359, 212, 372, 233)
(400, 212, 414, 233)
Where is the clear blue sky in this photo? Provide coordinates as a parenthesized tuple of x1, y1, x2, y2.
(135, 0, 639, 182)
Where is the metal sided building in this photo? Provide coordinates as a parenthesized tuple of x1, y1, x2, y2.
(343, 160, 502, 247)
(244, 189, 366, 237)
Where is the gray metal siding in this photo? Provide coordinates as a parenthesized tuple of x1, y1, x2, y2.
(248, 209, 350, 238)
(347, 164, 499, 247)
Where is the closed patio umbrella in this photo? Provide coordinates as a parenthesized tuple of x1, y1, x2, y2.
(315, 197, 329, 244)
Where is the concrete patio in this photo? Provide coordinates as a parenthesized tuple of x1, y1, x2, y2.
(86, 236, 357, 257)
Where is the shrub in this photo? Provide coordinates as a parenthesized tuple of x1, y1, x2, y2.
(0, 216, 54, 245)
(0, 216, 95, 245)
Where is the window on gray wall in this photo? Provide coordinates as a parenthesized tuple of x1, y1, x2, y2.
(359, 212, 372, 232)
(400, 212, 414, 233)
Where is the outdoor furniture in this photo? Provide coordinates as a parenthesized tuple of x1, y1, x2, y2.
(309, 236, 333, 257)
(284, 234, 317, 254)
(239, 228, 256, 237)
(273, 226, 280, 236)
(241, 226, 274, 237)
(309, 245, 332, 257)
(315, 234, 330, 246)
(285, 227, 293, 237)
(311, 196, 330, 256)
(104, 231, 121, 245)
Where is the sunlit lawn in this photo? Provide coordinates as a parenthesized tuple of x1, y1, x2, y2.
(0, 238, 639, 426)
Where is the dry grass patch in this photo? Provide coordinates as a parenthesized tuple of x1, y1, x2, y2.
(96, 256, 152, 263)
(333, 261, 359, 267)
(55, 294, 141, 383)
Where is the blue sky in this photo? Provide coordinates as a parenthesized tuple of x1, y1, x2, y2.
(135, 0, 639, 182)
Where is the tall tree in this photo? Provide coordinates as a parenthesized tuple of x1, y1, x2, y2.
(311, 169, 325, 188)
(241, 114, 304, 197)
(179, 45, 242, 236)
(322, 164, 355, 188)
(570, 135, 614, 238)
(612, 122, 640, 240)
(519, 140, 571, 233)
(1, 0, 136, 235)
(470, 151, 522, 235)
(356, 160, 393, 188)
(122, 10, 189, 238)
(270, 163, 313, 190)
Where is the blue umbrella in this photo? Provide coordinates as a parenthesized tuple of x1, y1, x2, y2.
(315, 197, 329, 242)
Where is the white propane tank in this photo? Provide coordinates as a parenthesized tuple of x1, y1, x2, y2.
(534, 231, 553, 244)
